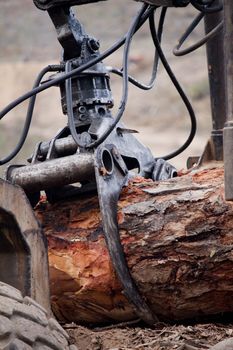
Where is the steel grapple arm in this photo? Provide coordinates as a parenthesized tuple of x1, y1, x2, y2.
(33, 0, 189, 10)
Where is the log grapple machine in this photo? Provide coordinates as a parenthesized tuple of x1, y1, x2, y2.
(0, 0, 231, 338)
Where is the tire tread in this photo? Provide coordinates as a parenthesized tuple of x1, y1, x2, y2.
(0, 283, 77, 350)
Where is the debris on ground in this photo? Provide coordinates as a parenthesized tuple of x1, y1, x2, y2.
(64, 322, 233, 350)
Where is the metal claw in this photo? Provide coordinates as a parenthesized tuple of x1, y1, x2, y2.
(94, 145, 158, 325)
(152, 158, 177, 181)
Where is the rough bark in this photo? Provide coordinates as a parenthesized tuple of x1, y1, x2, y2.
(35, 164, 233, 324)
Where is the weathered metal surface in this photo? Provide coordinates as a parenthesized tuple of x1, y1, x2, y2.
(203, 3, 225, 162)
(190, 131, 224, 169)
(0, 179, 50, 312)
(38, 135, 77, 159)
(94, 145, 158, 325)
(205, 5, 226, 133)
(6, 153, 95, 193)
(223, 0, 233, 200)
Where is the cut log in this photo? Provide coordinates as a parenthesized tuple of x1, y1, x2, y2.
(35, 164, 233, 324)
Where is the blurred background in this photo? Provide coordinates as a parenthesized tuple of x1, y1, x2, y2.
(0, 0, 212, 174)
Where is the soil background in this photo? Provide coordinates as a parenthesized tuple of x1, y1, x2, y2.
(0, 1, 229, 349)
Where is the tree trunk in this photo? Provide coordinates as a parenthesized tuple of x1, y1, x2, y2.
(35, 164, 233, 324)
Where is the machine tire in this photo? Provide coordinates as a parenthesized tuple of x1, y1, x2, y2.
(0, 282, 77, 350)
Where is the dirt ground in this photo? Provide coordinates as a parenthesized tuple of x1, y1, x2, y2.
(64, 322, 233, 349)
(0, 1, 228, 349)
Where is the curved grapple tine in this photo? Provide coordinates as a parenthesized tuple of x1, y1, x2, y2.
(94, 145, 157, 325)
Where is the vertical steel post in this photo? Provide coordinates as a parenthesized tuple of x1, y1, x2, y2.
(204, 2, 226, 161)
(223, 0, 233, 200)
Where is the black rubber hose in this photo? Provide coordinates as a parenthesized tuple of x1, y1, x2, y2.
(108, 7, 167, 91)
(173, 12, 223, 56)
(149, 10, 197, 160)
(86, 4, 149, 149)
(0, 65, 62, 165)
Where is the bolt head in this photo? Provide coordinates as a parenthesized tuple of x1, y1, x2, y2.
(88, 38, 100, 52)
